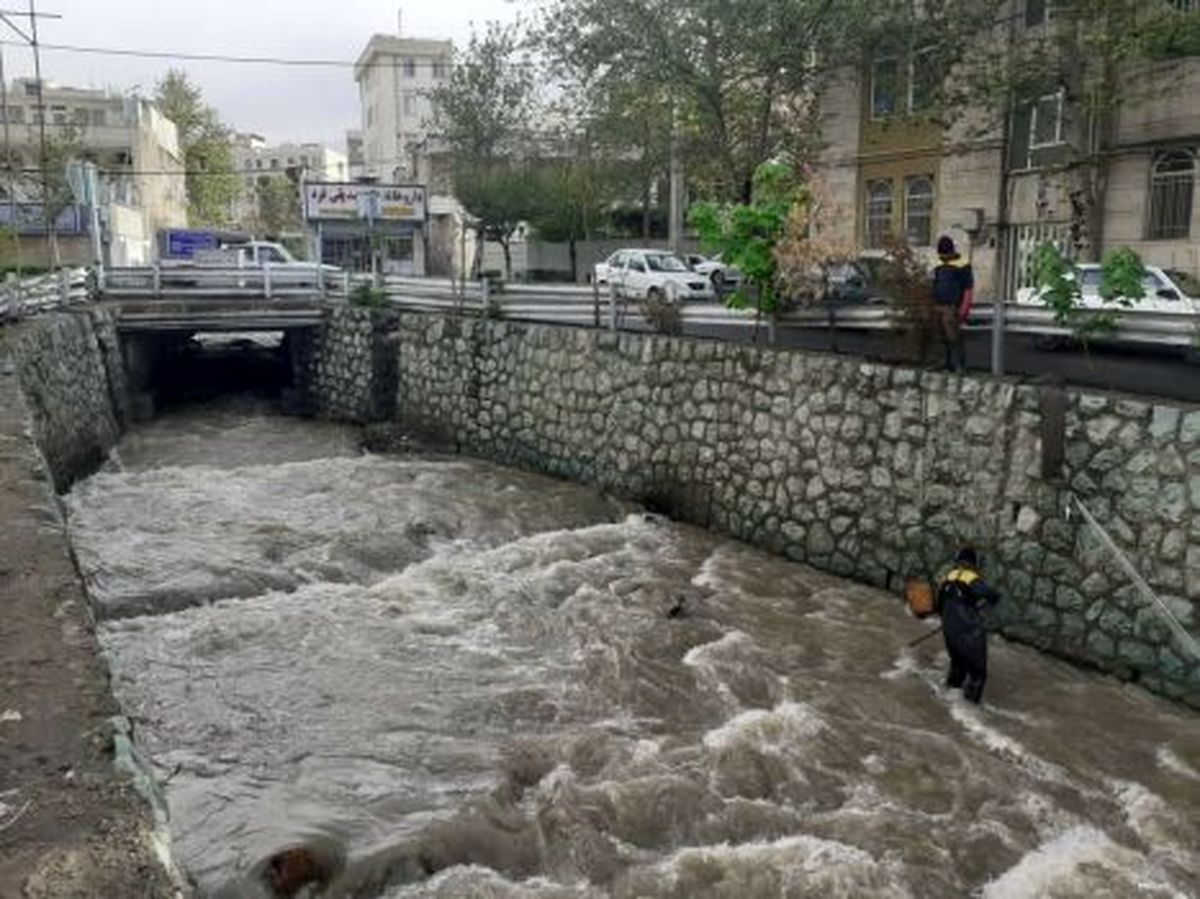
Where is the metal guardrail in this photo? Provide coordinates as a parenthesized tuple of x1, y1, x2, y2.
(0, 268, 91, 323)
(54, 262, 1190, 350)
(102, 264, 350, 300)
(375, 278, 1200, 350)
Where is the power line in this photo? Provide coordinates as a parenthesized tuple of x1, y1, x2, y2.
(0, 38, 540, 72)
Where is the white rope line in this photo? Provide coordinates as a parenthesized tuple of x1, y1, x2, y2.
(1071, 495, 1200, 663)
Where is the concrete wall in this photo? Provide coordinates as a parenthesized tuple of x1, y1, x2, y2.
(387, 316, 1200, 706)
(2, 310, 125, 491)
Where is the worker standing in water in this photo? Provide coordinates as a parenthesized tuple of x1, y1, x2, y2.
(936, 547, 1001, 703)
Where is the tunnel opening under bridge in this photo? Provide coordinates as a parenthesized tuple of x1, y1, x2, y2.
(119, 327, 319, 421)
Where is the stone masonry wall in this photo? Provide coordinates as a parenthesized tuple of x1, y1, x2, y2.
(293, 307, 399, 423)
(390, 315, 1200, 707)
(2, 310, 124, 491)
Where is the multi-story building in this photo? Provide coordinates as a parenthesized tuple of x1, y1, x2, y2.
(232, 134, 348, 232)
(0, 78, 187, 266)
(346, 129, 366, 180)
(813, 0, 1200, 299)
(354, 33, 453, 181)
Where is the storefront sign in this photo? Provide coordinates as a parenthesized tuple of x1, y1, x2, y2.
(304, 182, 426, 223)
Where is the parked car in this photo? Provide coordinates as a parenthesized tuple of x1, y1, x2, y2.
(683, 253, 742, 289)
(1016, 263, 1200, 315)
(824, 257, 896, 305)
(594, 249, 715, 302)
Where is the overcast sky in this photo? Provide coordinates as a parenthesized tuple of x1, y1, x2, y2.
(1, 0, 522, 150)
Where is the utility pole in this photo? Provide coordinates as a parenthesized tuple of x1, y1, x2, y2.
(0, 3, 62, 269)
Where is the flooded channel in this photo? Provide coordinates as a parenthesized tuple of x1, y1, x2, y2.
(66, 401, 1200, 898)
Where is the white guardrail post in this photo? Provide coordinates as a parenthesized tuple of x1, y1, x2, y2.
(263, 262, 273, 300)
(608, 281, 618, 332)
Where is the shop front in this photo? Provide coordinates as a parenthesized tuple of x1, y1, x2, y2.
(304, 182, 427, 276)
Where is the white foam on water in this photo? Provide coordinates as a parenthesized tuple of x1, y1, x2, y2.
(1109, 779, 1200, 875)
(981, 826, 1186, 899)
(649, 834, 910, 898)
(384, 865, 598, 898)
(947, 697, 1066, 783)
(702, 701, 826, 753)
(682, 630, 754, 669)
(1155, 745, 1200, 781)
(880, 647, 924, 681)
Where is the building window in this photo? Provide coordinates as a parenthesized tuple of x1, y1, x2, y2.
(1029, 90, 1065, 149)
(865, 179, 894, 248)
(403, 92, 417, 116)
(403, 58, 416, 78)
(255, 159, 263, 169)
(270, 158, 279, 169)
(51, 105, 67, 125)
(1025, 0, 1049, 27)
(1147, 150, 1195, 240)
(90, 109, 106, 127)
(904, 176, 935, 246)
(909, 47, 939, 113)
(433, 59, 448, 79)
(5, 106, 23, 124)
(73, 108, 88, 125)
(871, 57, 899, 119)
(300, 155, 309, 167)
(23, 81, 37, 96)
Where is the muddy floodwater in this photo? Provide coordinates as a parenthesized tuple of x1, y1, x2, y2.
(65, 401, 1200, 898)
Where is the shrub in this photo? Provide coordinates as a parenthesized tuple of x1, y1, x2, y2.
(349, 282, 388, 309)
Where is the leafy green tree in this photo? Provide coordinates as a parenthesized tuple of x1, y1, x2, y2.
(689, 160, 800, 323)
(250, 176, 303, 238)
(455, 167, 539, 280)
(430, 23, 542, 279)
(539, 0, 877, 202)
(1031, 242, 1146, 341)
(154, 69, 240, 227)
(526, 158, 611, 281)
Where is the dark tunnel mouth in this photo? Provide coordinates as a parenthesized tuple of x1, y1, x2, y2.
(122, 328, 305, 415)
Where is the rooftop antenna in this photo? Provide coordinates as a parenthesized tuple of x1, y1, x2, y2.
(397, 5, 402, 36)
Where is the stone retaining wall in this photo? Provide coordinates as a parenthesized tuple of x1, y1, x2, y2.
(390, 315, 1200, 706)
(293, 307, 398, 423)
(3, 310, 124, 491)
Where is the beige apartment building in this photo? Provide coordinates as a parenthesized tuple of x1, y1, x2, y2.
(231, 134, 348, 232)
(814, 1, 1200, 300)
(0, 78, 187, 267)
(355, 33, 453, 182)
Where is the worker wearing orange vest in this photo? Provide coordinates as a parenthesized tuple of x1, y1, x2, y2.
(936, 547, 1001, 703)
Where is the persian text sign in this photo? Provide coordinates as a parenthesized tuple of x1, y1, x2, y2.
(304, 182, 426, 223)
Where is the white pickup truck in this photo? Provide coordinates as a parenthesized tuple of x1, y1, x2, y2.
(594, 249, 716, 303)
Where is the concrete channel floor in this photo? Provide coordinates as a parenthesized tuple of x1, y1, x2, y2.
(0, 358, 174, 898)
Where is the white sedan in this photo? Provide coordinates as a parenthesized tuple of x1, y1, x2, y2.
(594, 250, 715, 302)
(1016, 264, 1200, 315)
(684, 253, 742, 289)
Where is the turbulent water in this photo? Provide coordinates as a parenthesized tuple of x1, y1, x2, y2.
(66, 401, 1200, 899)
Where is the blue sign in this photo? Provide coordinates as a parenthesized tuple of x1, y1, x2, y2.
(165, 229, 218, 258)
(0, 204, 86, 234)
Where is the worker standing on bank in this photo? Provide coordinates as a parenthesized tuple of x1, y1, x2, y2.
(931, 236, 974, 373)
(936, 547, 1001, 703)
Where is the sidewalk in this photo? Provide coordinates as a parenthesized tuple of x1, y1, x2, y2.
(0, 348, 174, 898)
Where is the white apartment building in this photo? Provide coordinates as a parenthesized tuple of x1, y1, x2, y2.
(346, 129, 365, 180)
(232, 134, 348, 230)
(0, 78, 187, 266)
(354, 34, 453, 181)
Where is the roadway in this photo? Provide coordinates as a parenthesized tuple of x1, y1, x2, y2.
(680, 323, 1200, 404)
